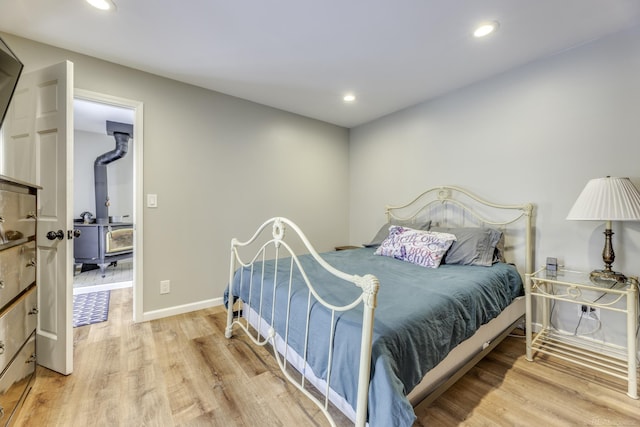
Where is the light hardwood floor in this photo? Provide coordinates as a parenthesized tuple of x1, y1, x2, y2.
(15, 288, 640, 426)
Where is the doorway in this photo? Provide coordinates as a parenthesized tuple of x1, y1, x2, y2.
(73, 90, 144, 323)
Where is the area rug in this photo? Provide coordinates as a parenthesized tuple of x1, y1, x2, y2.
(73, 290, 111, 327)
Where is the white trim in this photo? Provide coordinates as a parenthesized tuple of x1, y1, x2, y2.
(73, 281, 133, 295)
(73, 89, 144, 323)
(142, 297, 223, 322)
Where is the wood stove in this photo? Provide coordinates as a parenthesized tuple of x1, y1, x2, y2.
(74, 221, 133, 277)
(74, 120, 134, 277)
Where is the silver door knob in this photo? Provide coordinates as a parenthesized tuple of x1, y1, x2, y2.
(46, 230, 64, 240)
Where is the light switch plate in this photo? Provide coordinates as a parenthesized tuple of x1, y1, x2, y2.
(147, 194, 158, 208)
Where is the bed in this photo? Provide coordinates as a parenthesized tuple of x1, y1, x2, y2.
(225, 186, 534, 426)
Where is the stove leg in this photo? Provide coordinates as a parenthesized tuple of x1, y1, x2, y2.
(98, 263, 108, 278)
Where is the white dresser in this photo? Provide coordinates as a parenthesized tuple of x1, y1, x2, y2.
(0, 176, 38, 425)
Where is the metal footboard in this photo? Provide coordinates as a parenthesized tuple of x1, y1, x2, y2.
(225, 217, 379, 427)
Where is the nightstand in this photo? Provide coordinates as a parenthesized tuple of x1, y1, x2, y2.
(525, 267, 638, 399)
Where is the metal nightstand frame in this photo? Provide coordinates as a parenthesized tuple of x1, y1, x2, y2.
(525, 267, 639, 399)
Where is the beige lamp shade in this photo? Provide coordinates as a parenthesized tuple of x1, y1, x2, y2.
(566, 177, 640, 221)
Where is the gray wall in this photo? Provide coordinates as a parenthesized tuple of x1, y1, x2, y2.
(74, 129, 134, 220)
(4, 25, 639, 347)
(349, 26, 640, 347)
(2, 33, 350, 315)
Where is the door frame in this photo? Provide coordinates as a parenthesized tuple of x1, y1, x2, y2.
(74, 89, 144, 322)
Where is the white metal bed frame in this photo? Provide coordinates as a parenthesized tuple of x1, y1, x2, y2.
(225, 218, 379, 426)
(225, 186, 534, 426)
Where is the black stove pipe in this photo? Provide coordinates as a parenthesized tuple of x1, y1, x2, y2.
(94, 121, 133, 224)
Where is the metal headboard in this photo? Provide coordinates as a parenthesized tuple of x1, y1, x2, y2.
(385, 185, 534, 277)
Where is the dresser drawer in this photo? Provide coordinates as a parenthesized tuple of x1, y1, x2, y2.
(0, 190, 36, 247)
(0, 242, 36, 309)
(0, 287, 37, 374)
(0, 333, 35, 426)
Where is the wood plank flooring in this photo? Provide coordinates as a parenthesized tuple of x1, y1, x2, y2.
(14, 288, 640, 426)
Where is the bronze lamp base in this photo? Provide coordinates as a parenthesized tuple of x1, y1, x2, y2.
(590, 224, 627, 284)
(589, 269, 627, 284)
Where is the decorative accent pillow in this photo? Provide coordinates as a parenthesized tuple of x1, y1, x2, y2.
(364, 219, 431, 247)
(374, 226, 456, 268)
(430, 227, 503, 266)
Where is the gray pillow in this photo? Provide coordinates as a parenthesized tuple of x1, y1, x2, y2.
(364, 219, 431, 247)
(430, 227, 503, 266)
(493, 233, 506, 263)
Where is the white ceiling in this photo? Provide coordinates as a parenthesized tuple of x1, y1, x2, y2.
(74, 99, 134, 135)
(1, 0, 640, 128)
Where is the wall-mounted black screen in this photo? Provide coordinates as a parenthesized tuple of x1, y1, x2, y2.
(0, 36, 23, 130)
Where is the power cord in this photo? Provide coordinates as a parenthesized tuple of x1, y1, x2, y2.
(572, 310, 584, 335)
(545, 285, 602, 336)
(571, 280, 623, 336)
(546, 276, 640, 364)
(548, 287, 588, 336)
(573, 306, 602, 336)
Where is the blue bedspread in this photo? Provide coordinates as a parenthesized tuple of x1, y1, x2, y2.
(226, 247, 523, 426)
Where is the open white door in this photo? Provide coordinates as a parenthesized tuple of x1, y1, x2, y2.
(2, 61, 74, 374)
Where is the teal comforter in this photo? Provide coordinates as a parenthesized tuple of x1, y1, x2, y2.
(227, 247, 523, 426)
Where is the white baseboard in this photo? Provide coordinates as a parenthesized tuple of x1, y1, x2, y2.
(73, 281, 133, 295)
(141, 297, 224, 322)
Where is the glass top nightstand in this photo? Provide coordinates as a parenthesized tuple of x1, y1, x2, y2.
(534, 267, 635, 289)
(530, 268, 637, 305)
(525, 266, 639, 399)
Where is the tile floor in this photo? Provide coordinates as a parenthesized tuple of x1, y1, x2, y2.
(73, 259, 133, 295)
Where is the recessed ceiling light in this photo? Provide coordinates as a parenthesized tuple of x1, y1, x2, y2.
(343, 94, 356, 102)
(474, 21, 499, 38)
(87, 0, 116, 11)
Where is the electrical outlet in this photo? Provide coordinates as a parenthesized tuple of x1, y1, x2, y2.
(160, 280, 170, 294)
(579, 304, 600, 320)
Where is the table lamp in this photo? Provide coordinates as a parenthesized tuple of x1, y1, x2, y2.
(566, 176, 640, 282)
